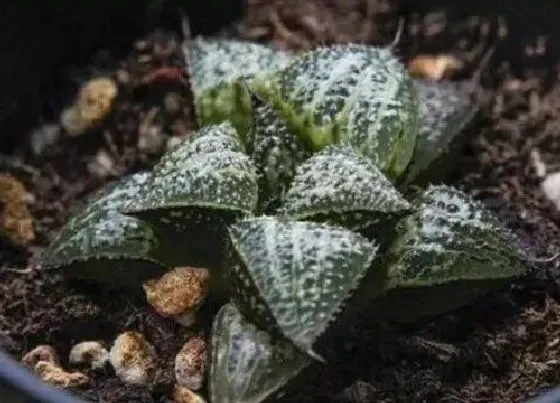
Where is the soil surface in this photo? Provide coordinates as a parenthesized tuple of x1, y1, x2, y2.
(3, 1, 560, 402)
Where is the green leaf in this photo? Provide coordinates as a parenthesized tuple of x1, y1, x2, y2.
(252, 43, 419, 181)
(249, 93, 310, 212)
(124, 122, 259, 269)
(43, 172, 167, 285)
(125, 122, 258, 217)
(278, 145, 411, 232)
(184, 37, 293, 146)
(209, 302, 311, 403)
(227, 216, 378, 359)
(367, 185, 527, 323)
(401, 79, 478, 187)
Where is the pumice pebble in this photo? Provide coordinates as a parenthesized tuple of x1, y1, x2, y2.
(174, 334, 207, 391)
(34, 361, 89, 388)
(143, 266, 210, 326)
(21, 345, 59, 367)
(173, 385, 206, 403)
(69, 341, 109, 370)
(109, 331, 157, 385)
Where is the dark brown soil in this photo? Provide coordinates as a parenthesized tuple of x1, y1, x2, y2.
(3, 1, 560, 402)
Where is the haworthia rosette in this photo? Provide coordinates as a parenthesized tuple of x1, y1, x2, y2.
(227, 216, 378, 359)
(369, 185, 527, 322)
(252, 43, 419, 181)
(278, 145, 411, 231)
(249, 94, 310, 211)
(183, 37, 293, 145)
(210, 303, 311, 403)
(401, 79, 478, 186)
(43, 172, 166, 284)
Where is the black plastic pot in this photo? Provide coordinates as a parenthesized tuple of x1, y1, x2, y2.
(527, 389, 560, 403)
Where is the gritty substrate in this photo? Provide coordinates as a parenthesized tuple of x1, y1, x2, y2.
(3, 1, 560, 402)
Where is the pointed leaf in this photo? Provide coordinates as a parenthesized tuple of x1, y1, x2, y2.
(125, 122, 258, 218)
(123, 123, 259, 269)
(210, 302, 311, 403)
(278, 145, 411, 231)
(43, 172, 167, 284)
(368, 185, 527, 323)
(249, 94, 310, 211)
(183, 37, 292, 145)
(402, 79, 478, 186)
(252, 43, 419, 180)
(227, 216, 378, 358)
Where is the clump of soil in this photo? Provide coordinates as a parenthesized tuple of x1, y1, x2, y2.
(2, 1, 560, 402)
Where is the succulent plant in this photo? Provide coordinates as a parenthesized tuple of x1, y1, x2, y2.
(43, 38, 527, 402)
(183, 37, 292, 146)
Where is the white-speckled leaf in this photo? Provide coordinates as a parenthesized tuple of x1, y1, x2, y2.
(125, 122, 258, 219)
(368, 185, 527, 323)
(183, 37, 292, 145)
(227, 216, 378, 358)
(250, 94, 310, 211)
(252, 44, 419, 180)
(210, 303, 311, 403)
(121, 123, 258, 269)
(278, 145, 411, 231)
(402, 79, 477, 186)
(43, 172, 167, 284)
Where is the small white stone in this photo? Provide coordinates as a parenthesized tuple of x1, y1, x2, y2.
(530, 149, 547, 178)
(109, 331, 157, 385)
(542, 171, 560, 211)
(87, 149, 117, 178)
(69, 341, 109, 370)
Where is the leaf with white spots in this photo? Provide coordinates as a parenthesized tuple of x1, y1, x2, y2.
(210, 303, 311, 403)
(43, 172, 167, 285)
(249, 94, 310, 211)
(402, 79, 478, 186)
(123, 123, 259, 269)
(227, 216, 378, 359)
(124, 122, 258, 219)
(278, 145, 411, 232)
(252, 44, 419, 181)
(184, 37, 293, 145)
(367, 185, 527, 323)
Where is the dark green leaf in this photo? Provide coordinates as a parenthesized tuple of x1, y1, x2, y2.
(123, 122, 259, 269)
(183, 37, 292, 145)
(43, 172, 166, 285)
(401, 79, 478, 187)
(227, 216, 378, 359)
(252, 44, 419, 181)
(125, 122, 258, 218)
(209, 302, 311, 403)
(278, 145, 411, 232)
(367, 185, 527, 323)
(249, 94, 310, 211)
